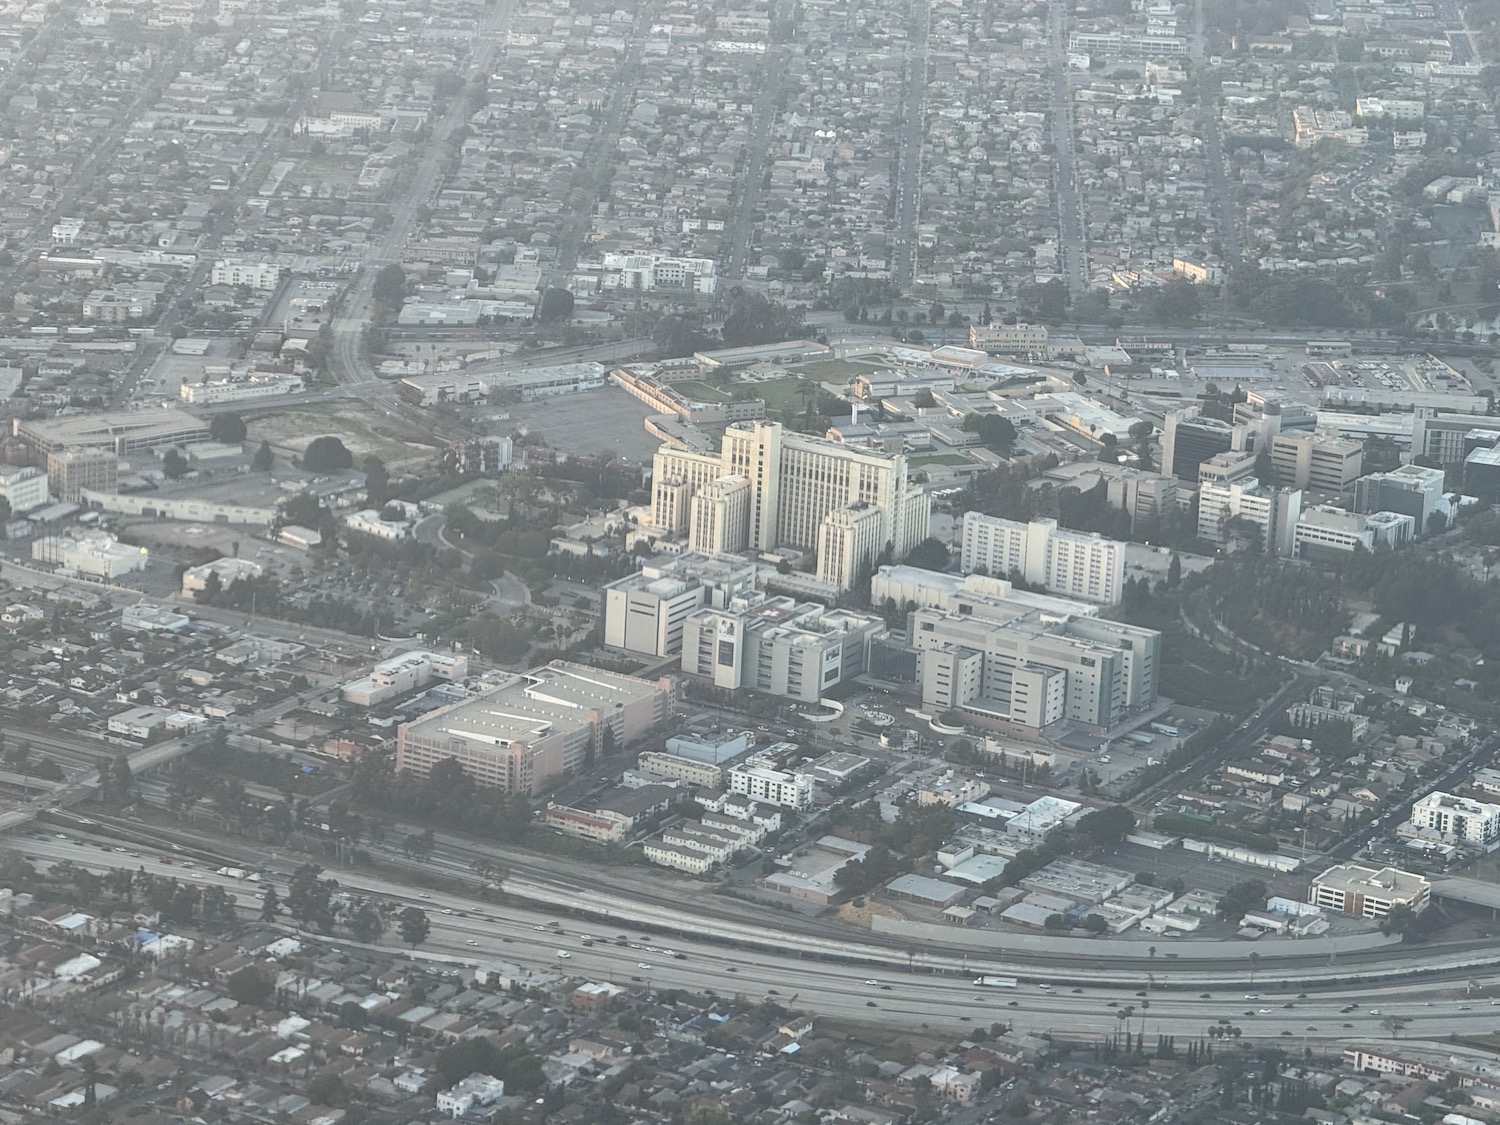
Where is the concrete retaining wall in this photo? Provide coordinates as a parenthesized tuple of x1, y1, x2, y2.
(870, 915, 1399, 960)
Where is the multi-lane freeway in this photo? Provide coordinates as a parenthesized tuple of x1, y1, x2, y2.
(890, 0, 930, 291)
(12, 829, 1500, 1041)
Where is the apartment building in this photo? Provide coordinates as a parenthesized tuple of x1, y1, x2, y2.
(395, 662, 675, 794)
(680, 594, 883, 703)
(596, 252, 718, 294)
(635, 752, 724, 788)
(1353, 464, 1448, 534)
(648, 420, 929, 591)
(210, 258, 285, 290)
(959, 514, 1125, 606)
(727, 762, 815, 808)
(1308, 863, 1430, 919)
(601, 553, 758, 658)
(1268, 431, 1364, 492)
(1407, 791, 1500, 848)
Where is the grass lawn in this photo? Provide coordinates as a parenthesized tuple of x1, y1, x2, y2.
(725, 375, 818, 413)
(672, 380, 731, 401)
(787, 358, 884, 379)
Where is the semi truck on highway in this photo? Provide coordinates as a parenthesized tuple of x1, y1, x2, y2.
(974, 976, 1018, 988)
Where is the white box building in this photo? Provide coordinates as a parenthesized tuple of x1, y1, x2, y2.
(959, 514, 1126, 606)
(1408, 791, 1500, 848)
(727, 762, 814, 809)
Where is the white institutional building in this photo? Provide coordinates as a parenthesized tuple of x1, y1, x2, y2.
(958, 514, 1126, 606)
(648, 420, 929, 591)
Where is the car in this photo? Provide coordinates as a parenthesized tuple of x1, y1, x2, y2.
(1217, 1018, 1231, 1025)
(866, 1001, 878, 1007)
(442, 909, 453, 915)
(534, 925, 546, 931)
(1280, 1030, 1293, 1037)
(726, 966, 738, 973)
(767, 988, 779, 995)
(673, 952, 687, 960)
(630, 975, 642, 982)
(1199, 993, 1212, 999)
(419, 894, 431, 900)
(1343, 1023, 1353, 1028)
(638, 962, 652, 969)
(1007, 1000, 1019, 1007)
(55, 833, 67, 839)
(974, 996, 985, 1002)
(1135, 991, 1147, 997)
(556, 951, 571, 959)
(1244, 1010, 1256, 1016)
(1370, 1009, 1381, 1015)
(880, 985, 892, 992)
(1306, 1025, 1318, 1031)
(582, 940, 594, 948)
(1106, 1001, 1118, 1008)
(465, 939, 478, 946)
(1282, 1003, 1295, 1009)
(1259, 1008, 1272, 1014)
(1072, 988, 1083, 994)
(864, 979, 879, 986)
(1298, 993, 1308, 998)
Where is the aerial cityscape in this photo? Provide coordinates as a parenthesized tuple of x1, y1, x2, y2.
(8, 0, 1500, 1120)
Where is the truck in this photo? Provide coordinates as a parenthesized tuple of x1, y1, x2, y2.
(216, 867, 248, 880)
(1150, 723, 1180, 737)
(1126, 732, 1156, 746)
(974, 976, 1019, 988)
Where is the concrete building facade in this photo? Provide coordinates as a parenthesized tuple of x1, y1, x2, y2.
(959, 514, 1126, 605)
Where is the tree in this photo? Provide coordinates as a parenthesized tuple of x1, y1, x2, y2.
(1083, 913, 1109, 934)
(286, 863, 336, 929)
(961, 412, 1017, 455)
(1381, 902, 1416, 936)
(162, 448, 190, 479)
(103, 753, 133, 805)
(372, 263, 406, 311)
(0, 496, 9, 525)
(538, 287, 575, 321)
(1076, 804, 1136, 848)
(306, 1072, 347, 1107)
(348, 898, 386, 944)
(259, 886, 281, 922)
(720, 293, 805, 347)
(362, 455, 390, 507)
(398, 906, 431, 949)
(1218, 879, 1269, 921)
(902, 538, 950, 571)
(252, 441, 274, 472)
(209, 413, 248, 444)
(226, 965, 273, 1006)
(303, 436, 354, 472)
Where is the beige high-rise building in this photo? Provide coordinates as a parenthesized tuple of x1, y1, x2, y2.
(48, 448, 119, 500)
(648, 421, 929, 591)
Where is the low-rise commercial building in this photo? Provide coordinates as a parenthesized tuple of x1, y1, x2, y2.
(108, 706, 171, 740)
(636, 752, 724, 788)
(31, 533, 147, 578)
(343, 651, 468, 707)
(1293, 506, 1415, 559)
(1308, 863, 1430, 919)
(541, 804, 633, 844)
(181, 557, 262, 597)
